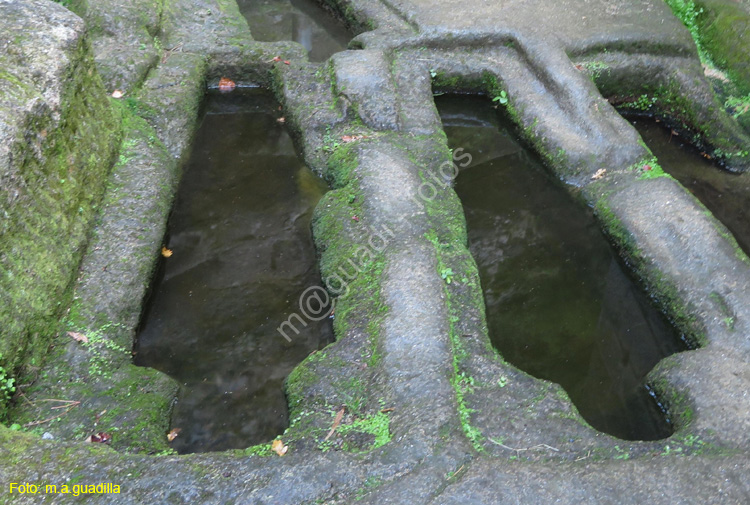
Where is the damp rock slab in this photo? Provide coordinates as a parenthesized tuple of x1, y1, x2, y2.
(332, 50, 400, 131)
(0, 0, 120, 372)
(65, 0, 164, 92)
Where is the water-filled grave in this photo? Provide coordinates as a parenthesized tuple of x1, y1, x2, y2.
(438, 95, 686, 441)
(136, 90, 333, 453)
(239, 0, 351, 62)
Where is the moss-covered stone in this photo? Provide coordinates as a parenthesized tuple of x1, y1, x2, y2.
(0, 1, 121, 381)
(694, 0, 750, 93)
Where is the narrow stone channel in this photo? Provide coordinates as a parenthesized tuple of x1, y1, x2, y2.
(135, 90, 333, 453)
(438, 95, 685, 441)
(630, 116, 750, 256)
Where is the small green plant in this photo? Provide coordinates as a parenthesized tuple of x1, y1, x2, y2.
(631, 94, 659, 111)
(153, 448, 178, 456)
(493, 90, 509, 105)
(0, 354, 16, 420)
(582, 61, 610, 79)
(681, 434, 704, 448)
(440, 267, 454, 284)
(244, 442, 275, 457)
(497, 376, 508, 388)
(323, 126, 342, 153)
(725, 94, 750, 118)
(66, 323, 129, 378)
(613, 445, 630, 460)
(661, 444, 683, 456)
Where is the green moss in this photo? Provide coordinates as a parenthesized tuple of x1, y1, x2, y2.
(244, 441, 275, 457)
(690, 0, 750, 93)
(99, 365, 175, 453)
(664, 0, 711, 63)
(325, 139, 360, 188)
(334, 410, 391, 452)
(425, 232, 484, 451)
(631, 157, 670, 180)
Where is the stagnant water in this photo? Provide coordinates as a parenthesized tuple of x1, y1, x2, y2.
(239, 0, 350, 62)
(630, 116, 750, 256)
(438, 95, 684, 441)
(136, 89, 333, 453)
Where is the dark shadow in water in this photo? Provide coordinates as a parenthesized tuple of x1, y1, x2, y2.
(629, 115, 750, 256)
(239, 0, 351, 62)
(438, 95, 685, 441)
(136, 89, 334, 454)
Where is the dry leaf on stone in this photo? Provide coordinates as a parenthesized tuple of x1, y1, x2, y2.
(341, 135, 366, 143)
(87, 432, 112, 444)
(111, 90, 124, 98)
(591, 168, 606, 180)
(324, 407, 345, 441)
(272, 439, 288, 456)
(67, 331, 88, 344)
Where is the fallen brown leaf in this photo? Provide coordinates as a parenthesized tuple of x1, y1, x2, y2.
(67, 331, 88, 344)
(111, 90, 124, 98)
(88, 432, 112, 444)
(324, 407, 345, 442)
(167, 428, 181, 442)
(341, 135, 367, 143)
(591, 168, 607, 180)
(272, 439, 288, 456)
(161, 247, 173, 258)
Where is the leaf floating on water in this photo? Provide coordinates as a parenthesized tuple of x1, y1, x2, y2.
(167, 428, 181, 442)
(277, 117, 286, 124)
(218, 77, 236, 93)
(324, 407, 346, 442)
(67, 331, 88, 343)
(161, 247, 173, 258)
(272, 439, 288, 456)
